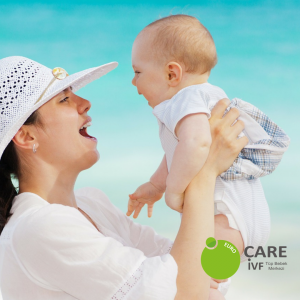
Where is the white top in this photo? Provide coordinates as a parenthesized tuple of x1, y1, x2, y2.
(153, 83, 271, 262)
(0, 187, 177, 300)
(153, 83, 220, 170)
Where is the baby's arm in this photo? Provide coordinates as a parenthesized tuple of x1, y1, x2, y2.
(165, 113, 212, 212)
(127, 155, 168, 218)
(150, 154, 168, 192)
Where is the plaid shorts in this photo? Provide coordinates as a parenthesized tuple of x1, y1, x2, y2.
(217, 98, 290, 180)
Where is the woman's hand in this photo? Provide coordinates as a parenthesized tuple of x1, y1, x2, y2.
(203, 98, 249, 177)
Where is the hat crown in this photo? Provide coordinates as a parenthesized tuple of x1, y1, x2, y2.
(0, 56, 53, 146)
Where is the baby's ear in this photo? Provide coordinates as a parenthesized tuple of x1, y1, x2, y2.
(166, 62, 182, 87)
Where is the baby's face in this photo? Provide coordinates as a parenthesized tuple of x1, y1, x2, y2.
(131, 32, 170, 108)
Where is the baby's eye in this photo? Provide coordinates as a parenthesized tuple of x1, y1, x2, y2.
(60, 97, 69, 103)
(135, 71, 140, 74)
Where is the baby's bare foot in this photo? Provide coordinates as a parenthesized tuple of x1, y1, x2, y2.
(209, 288, 226, 300)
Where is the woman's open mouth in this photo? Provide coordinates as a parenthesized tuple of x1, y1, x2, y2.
(79, 124, 97, 142)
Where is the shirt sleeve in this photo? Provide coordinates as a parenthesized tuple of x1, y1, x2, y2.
(76, 187, 174, 258)
(90, 187, 174, 257)
(153, 87, 212, 139)
(124, 216, 174, 257)
(11, 204, 178, 300)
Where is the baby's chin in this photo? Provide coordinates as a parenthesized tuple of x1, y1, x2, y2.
(145, 96, 164, 108)
(145, 99, 153, 107)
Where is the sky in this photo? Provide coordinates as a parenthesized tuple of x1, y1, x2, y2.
(0, 1, 300, 299)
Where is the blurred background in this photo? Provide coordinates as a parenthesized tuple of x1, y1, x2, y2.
(0, 0, 299, 299)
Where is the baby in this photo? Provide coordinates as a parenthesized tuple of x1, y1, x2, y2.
(127, 14, 290, 298)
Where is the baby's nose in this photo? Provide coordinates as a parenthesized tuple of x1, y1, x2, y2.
(132, 77, 136, 86)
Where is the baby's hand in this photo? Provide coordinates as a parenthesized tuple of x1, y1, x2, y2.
(165, 189, 184, 213)
(126, 182, 165, 218)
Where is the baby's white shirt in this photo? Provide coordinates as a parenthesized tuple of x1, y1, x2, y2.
(153, 83, 225, 170)
(153, 83, 271, 262)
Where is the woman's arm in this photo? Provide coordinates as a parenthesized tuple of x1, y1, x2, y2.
(171, 169, 216, 300)
(170, 99, 249, 300)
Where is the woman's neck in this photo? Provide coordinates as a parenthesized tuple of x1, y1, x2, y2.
(18, 161, 79, 208)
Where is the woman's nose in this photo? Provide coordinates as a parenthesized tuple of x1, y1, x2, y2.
(76, 95, 91, 114)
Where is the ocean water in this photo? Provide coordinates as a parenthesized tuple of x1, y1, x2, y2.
(0, 1, 299, 299)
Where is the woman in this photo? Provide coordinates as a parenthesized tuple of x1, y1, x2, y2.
(0, 56, 247, 300)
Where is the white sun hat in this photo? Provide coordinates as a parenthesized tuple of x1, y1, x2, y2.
(0, 56, 118, 160)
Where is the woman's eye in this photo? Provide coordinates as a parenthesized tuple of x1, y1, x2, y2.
(60, 97, 69, 103)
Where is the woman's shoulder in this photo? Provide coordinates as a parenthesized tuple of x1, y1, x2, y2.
(4, 192, 96, 244)
(6, 192, 76, 230)
(3, 187, 119, 247)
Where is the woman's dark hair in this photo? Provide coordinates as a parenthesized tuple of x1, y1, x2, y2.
(0, 110, 42, 234)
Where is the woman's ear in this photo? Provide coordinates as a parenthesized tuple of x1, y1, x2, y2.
(166, 62, 183, 87)
(12, 126, 38, 151)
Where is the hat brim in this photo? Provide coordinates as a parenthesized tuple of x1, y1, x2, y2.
(35, 61, 118, 110)
(0, 61, 118, 158)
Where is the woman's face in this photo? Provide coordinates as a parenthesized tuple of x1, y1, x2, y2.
(33, 87, 99, 172)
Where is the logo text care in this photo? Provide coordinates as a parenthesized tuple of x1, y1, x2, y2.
(244, 246, 287, 271)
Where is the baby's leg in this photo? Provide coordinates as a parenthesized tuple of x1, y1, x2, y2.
(209, 288, 226, 300)
(213, 214, 244, 297)
(214, 214, 244, 255)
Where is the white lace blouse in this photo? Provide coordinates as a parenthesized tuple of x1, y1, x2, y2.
(0, 187, 177, 300)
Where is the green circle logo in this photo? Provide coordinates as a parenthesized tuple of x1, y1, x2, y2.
(201, 237, 241, 279)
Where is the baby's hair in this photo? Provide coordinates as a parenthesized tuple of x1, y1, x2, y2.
(143, 14, 217, 74)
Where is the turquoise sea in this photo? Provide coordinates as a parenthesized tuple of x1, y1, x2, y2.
(1, 1, 299, 299)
